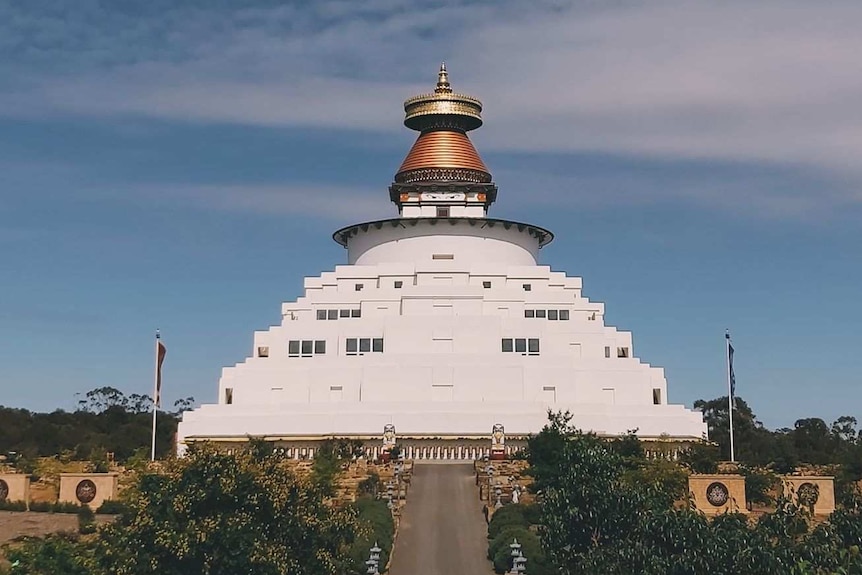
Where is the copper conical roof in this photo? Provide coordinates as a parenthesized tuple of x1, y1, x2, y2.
(394, 64, 492, 185)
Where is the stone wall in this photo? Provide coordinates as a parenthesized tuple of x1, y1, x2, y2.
(58, 473, 118, 510)
(0, 474, 30, 506)
(689, 474, 747, 515)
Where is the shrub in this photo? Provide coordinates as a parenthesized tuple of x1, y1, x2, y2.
(347, 498, 395, 574)
(53, 502, 83, 514)
(28, 501, 53, 512)
(0, 499, 27, 511)
(487, 504, 529, 539)
(742, 467, 778, 507)
(679, 442, 720, 474)
(95, 499, 127, 515)
(77, 505, 96, 534)
(490, 527, 551, 575)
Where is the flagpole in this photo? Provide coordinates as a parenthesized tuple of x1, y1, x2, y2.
(151, 330, 160, 462)
(726, 330, 735, 463)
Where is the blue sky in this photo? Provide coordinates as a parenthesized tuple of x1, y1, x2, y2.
(1, 0, 860, 429)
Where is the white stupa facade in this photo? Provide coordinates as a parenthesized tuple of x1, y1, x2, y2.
(177, 65, 706, 459)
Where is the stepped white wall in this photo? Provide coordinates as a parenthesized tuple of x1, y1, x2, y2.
(177, 227, 706, 449)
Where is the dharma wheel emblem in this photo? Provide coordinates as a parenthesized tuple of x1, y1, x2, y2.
(706, 481, 730, 507)
(0, 479, 8, 501)
(75, 479, 97, 504)
(797, 482, 819, 506)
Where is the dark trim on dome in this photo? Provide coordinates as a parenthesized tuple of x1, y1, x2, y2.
(332, 217, 554, 248)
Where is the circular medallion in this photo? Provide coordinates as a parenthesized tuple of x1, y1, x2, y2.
(75, 479, 97, 504)
(797, 482, 819, 506)
(0, 479, 8, 501)
(706, 481, 730, 507)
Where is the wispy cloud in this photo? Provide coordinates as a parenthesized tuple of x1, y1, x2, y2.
(127, 183, 388, 223)
(3, 1, 862, 214)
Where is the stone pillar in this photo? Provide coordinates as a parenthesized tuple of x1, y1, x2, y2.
(688, 475, 747, 515)
(0, 474, 30, 507)
(782, 476, 835, 516)
(59, 473, 119, 510)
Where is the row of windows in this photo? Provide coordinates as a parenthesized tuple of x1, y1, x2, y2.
(502, 338, 541, 356)
(316, 309, 361, 320)
(265, 339, 626, 359)
(288, 340, 326, 357)
(346, 338, 384, 355)
(525, 309, 570, 320)
(275, 338, 385, 357)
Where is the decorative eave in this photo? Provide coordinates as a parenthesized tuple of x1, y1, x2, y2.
(388, 180, 498, 205)
(332, 217, 554, 248)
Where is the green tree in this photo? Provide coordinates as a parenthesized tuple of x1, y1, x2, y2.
(88, 442, 358, 575)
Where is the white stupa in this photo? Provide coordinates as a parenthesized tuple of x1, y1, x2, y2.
(177, 65, 706, 460)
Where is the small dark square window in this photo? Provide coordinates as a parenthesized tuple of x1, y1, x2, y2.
(502, 338, 513, 353)
(355, 283, 363, 291)
(394, 281, 403, 288)
(372, 338, 384, 353)
(548, 309, 558, 321)
(617, 347, 629, 358)
(536, 309, 546, 318)
(515, 339, 527, 353)
(560, 309, 570, 320)
(525, 310, 535, 318)
(301, 340, 313, 356)
(436, 206, 450, 217)
(522, 284, 531, 291)
(351, 309, 361, 318)
(257, 346, 269, 358)
(288, 340, 300, 356)
(314, 340, 326, 354)
(327, 309, 338, 320)
(528, 338, 540, 354)
(340, 309, 350, 318)
(483, 281, 492, 289)
(316, 310, 327, 320)
(359, 338, 371, 353)
(346, 338, 358, 353)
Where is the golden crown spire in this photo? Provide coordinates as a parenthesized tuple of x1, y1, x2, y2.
(435, 62, 451, 93)
(403, 63, 483, 132)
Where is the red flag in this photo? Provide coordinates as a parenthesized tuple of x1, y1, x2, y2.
(155, 339, 167, 407)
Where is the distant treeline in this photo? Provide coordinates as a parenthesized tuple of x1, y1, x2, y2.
(0, 387, 195, 464)
(695, 395, 862, 475)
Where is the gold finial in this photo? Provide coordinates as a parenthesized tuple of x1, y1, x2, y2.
(435, 62, 451, 94)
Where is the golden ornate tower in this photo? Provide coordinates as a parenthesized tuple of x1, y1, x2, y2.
(389, 64, 498, 216)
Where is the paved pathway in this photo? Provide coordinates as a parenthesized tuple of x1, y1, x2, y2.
(389, 463, 492, 575)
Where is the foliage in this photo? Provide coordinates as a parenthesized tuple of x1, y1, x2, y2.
(92, 442, 358, 574)
(0, 387, 193, 463)
(77, 505, 96, 534)
(345, 498, 395, 574)
(4, 533, 93, 575)
(312, 438, 364, 494)
(7, 442, 361, 575)
(95, 499, 128, 515)
(488, 504, 530, 540)
(489, 527, 551, 575)
(23, 501, 82, 513)
(679, 441, 720, 474)
(524, 410, 574, 494)
(693, 395, 860, 471)
(0, 499, 27, 511)
(357, 472, 380, 498)
(742, 466, 779, 507)
(533, 412, 862, 575)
